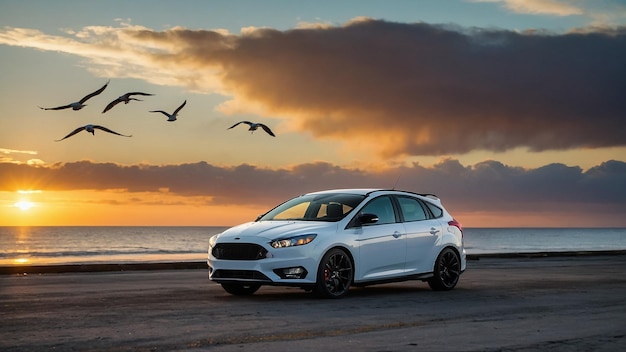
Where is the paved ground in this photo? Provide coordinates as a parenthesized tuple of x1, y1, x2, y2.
(1, 254, 625, 351)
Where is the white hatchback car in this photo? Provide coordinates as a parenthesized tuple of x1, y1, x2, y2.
(208, 189, 465, 298)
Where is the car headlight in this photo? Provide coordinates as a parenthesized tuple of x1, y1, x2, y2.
(208, 234, 219, 248)
(270, 234, 317, 248)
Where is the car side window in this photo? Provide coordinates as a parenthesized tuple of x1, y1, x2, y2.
(360, 196, 396, 225)
(397, 196, 427, 222)
(424, 201, 443, 218)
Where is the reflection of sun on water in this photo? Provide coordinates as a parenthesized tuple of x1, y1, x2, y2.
(1, 228, 34, 266)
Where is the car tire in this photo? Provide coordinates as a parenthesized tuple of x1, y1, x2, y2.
(428, 247, 461, 291)
(315, 248, 353, 298)
(221, 283, 261, 295)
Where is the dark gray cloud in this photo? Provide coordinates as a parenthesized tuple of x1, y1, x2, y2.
(2, 159, 625, 216)
(2, 20, 625, 157)
(176, 20, 626, 157)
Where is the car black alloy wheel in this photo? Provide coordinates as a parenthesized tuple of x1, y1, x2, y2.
(428, 247, 461, 291)
(221, 282, 262, 295)
(316, 248, 353, 298)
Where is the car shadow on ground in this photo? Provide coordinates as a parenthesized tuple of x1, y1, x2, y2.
(210, 282, 454, 302)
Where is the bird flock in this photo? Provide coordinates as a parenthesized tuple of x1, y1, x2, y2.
(40, 80, 276, 141)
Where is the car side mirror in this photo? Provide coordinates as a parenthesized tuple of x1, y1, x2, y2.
(357, 213, 379, 225)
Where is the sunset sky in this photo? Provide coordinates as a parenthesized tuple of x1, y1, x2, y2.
(1, 0, 625, 227)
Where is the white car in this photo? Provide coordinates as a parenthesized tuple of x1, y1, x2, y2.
(208, 189, 465, 298)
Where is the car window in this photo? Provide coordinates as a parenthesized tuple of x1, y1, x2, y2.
(359, 196, 396, 225)
(423, 201, 443, 218)
(315, 202, 348, 219)
(397, 196, 427, 222)
(260, 193, 364, 221)
(272, 202, 309, 220)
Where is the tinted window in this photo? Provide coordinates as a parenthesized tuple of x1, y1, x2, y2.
(397, 196, 427, 222)
(359, 196, 396, 225)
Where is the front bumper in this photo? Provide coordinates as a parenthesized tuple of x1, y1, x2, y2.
(208, 243, 320, 285)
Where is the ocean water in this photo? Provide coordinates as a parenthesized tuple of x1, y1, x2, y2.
(1, 226, 625, 266)
(0, 226, 228, 266)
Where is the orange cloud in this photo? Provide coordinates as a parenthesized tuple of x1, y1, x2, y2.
(472, 0, 583, 16)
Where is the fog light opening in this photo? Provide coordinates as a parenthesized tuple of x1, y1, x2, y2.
(274, 266, 308, 279)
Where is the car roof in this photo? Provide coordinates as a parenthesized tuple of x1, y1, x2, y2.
(307, 188, 381, 196)
(306, 188, 441, 202)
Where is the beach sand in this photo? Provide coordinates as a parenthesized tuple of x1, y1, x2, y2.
(1, 254, 625, 351)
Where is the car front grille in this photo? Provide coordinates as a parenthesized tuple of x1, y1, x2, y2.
(212, 243, 268, 260)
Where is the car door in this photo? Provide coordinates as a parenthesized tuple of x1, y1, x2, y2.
(349, 195, 406, 281)
(395, 196, 442, 274)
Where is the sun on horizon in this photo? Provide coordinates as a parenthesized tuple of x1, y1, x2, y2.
(14, 200, 35, 211)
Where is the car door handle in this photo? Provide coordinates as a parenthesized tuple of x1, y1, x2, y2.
(392, 231, 403, 238)
(429, 227, 440, 235)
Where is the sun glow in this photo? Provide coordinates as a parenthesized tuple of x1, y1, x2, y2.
(13, 258, 31, 265)
(14, 201, 35, 211)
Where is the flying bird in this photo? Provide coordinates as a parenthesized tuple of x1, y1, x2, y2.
(149, 100, 186, 121)
(102, 92, 154, 113)
(39, 80, 110, 111)
(55, 124, 132, 142)
(228, 121, 276, 137)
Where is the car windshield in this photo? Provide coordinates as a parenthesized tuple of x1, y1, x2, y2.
(259, 193, 365, 222)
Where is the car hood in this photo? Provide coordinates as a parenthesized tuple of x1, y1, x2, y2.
(217, 221, 335, 241)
